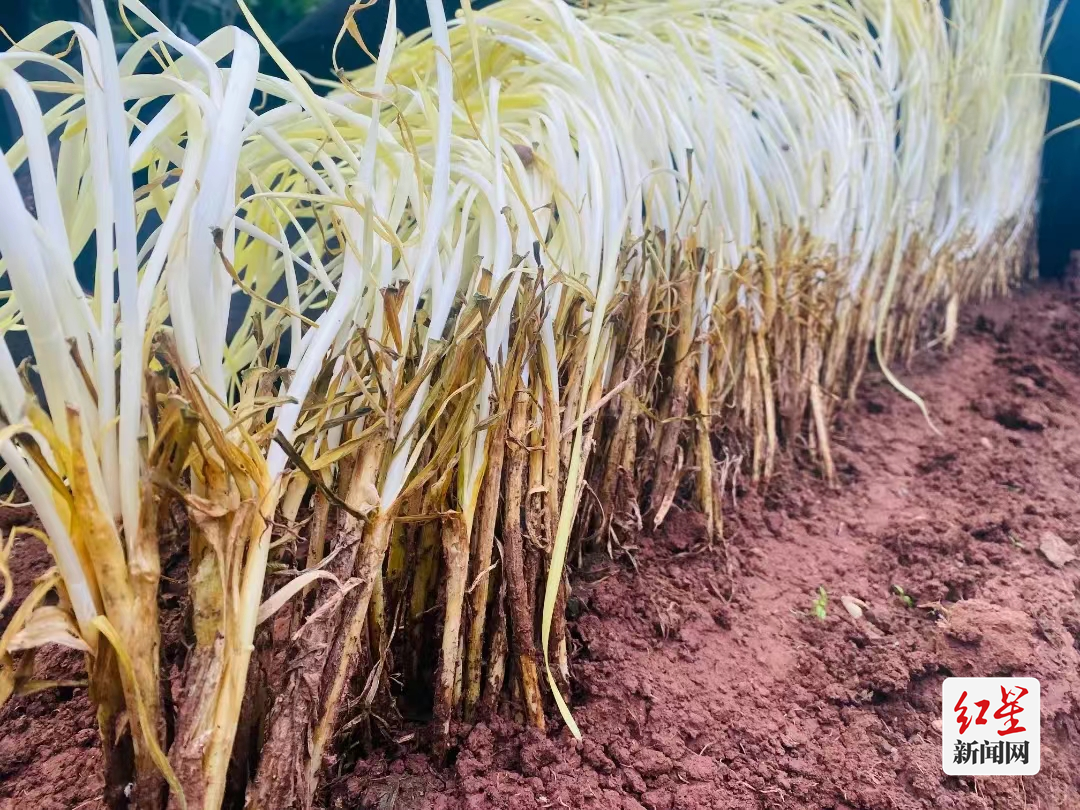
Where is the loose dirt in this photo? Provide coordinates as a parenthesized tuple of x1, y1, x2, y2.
(3, 281, 1080, 810)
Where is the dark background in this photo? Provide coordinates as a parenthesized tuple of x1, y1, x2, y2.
(1042, 0, 1080, 277)
(0, 0, 1077, 275)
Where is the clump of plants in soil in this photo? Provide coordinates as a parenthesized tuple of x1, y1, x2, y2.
(0, 0, 1054, 807)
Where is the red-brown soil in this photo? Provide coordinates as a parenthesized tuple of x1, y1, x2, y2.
(4, 281, 1080, 810)
(0, 520, 103, 810)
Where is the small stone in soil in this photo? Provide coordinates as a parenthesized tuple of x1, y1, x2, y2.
(1038, 531, 1076, 568)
